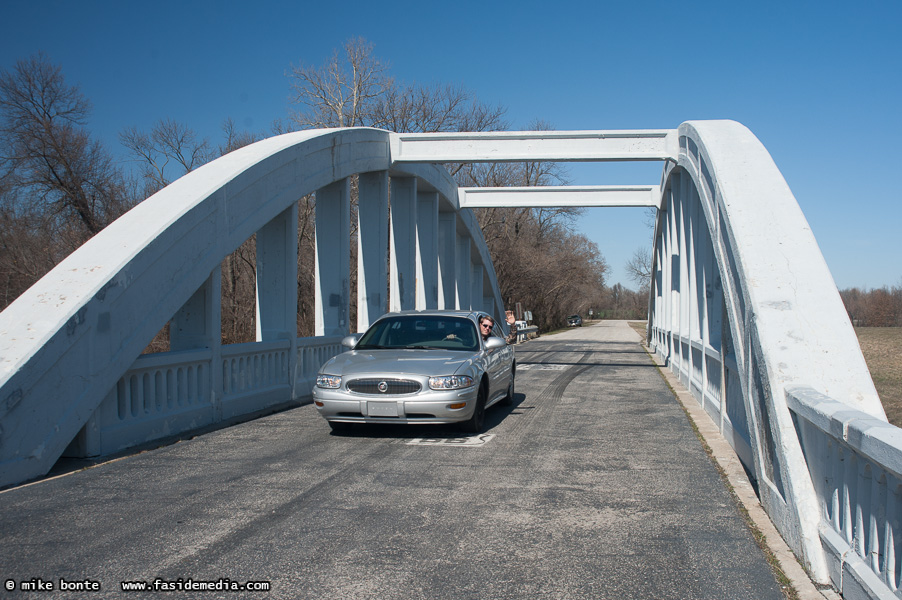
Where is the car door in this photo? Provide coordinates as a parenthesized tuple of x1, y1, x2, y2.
(486, 320, 513, 401)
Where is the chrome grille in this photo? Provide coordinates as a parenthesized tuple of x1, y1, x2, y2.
(347, 378, 421, 395)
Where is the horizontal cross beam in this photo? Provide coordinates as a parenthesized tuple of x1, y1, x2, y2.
(458, 185, 661, 208)
(390, 130, 679, 163)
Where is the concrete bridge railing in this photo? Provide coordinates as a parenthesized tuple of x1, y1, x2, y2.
(0, 127, 506, 489)
(788, 386, 902, 598)
(65, 335, 345, 458)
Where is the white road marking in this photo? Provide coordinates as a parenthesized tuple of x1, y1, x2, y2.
(407, 434, 495, 446)
(518, 364, 569, 371)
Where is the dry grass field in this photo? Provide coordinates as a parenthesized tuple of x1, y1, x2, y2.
(855, 327, 902, 427)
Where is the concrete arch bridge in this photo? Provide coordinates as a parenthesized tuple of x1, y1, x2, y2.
(0, 121, 897, 598)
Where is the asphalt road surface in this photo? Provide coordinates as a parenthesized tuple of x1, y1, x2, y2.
(0, 321, 784, 599)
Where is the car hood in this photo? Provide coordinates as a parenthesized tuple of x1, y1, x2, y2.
(321, 349, 478, 377)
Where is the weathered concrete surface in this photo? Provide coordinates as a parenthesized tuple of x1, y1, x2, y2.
(0, 321, 784, 599)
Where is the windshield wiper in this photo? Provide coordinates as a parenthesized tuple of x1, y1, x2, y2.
(407, 345, 432, 350)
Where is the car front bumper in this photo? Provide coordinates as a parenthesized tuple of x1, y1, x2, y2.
(311, 385, 480, 424)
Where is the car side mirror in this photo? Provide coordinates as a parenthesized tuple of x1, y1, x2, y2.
(341, 334, 362, 349)
(484, 336, 506, 351)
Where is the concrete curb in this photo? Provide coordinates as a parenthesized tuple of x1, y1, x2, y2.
(645, 345, 840, 600)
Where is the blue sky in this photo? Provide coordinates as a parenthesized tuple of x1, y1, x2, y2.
(2, 0, 900, 290)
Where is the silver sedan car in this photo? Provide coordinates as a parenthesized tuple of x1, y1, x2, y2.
(312, 310, 516, 433)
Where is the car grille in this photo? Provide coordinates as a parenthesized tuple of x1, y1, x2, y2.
(347, 379, 421, 395)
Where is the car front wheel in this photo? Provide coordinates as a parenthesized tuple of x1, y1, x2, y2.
(461, 384, 487, 433)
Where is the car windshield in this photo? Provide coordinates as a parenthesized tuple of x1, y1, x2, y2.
(355, 315, 479, 352)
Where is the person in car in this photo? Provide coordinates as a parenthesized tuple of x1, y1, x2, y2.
(478, 311, 518, 344)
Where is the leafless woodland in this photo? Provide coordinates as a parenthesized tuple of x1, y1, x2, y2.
(1, 41, 623, 354)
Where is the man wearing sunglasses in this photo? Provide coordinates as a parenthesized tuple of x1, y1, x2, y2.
(478, 311, 518, 344)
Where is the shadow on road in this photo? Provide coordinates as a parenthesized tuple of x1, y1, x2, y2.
(327, 393, 527, 438)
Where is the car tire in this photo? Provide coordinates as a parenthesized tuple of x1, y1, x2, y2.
(501, 370, 515, 406)
(461, 383, 487, 433)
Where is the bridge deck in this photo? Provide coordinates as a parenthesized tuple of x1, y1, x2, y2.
(0, 321, 783, 599)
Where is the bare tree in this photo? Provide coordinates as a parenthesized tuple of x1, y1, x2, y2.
(120, 118, 212, 197)
(0, 186, 60, 306)
(288, 37, 392, 128)
(625, 247, 652, 293)
(372, 82, 507, 134)
(0, 53, 132, 310)
(479, 210, 609, 330)
(220, 237, 258, 344)
(598, 283, 647, 320)
(0, 53, 129, 236)
(841, 286, 902, 328)
(643, 206, 657, 230)
(289, 38, 507, 137)
(220, 117, 263, 155)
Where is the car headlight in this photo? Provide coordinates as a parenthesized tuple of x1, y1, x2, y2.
(428, 375, 475, 390)
(316, 374, 342, 389)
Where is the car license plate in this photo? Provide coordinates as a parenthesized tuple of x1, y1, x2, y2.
(367, 401, 398, 417)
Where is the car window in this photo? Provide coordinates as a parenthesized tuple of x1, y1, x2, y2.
(355, 316, 479, 351)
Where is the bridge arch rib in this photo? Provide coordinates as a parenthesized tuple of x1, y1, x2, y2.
(649, 120, 884, 581)
(0, 128, 504, 489)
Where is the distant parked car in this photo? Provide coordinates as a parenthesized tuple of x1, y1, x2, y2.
(567, 314, 582, 327)
(312, 310, 516, 433)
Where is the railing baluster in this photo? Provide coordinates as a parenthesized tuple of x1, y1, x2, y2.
(828, 440, 840, 530)
(871, 471, 884, 574)
(845, 447, 855, 545)
(891, 481, 902, 590)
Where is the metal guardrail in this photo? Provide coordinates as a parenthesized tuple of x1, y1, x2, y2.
(516, 326, 539, 343)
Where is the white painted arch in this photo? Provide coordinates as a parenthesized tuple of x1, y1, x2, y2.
(0, 128, 504, 488)
(648, 120, 884, 583)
